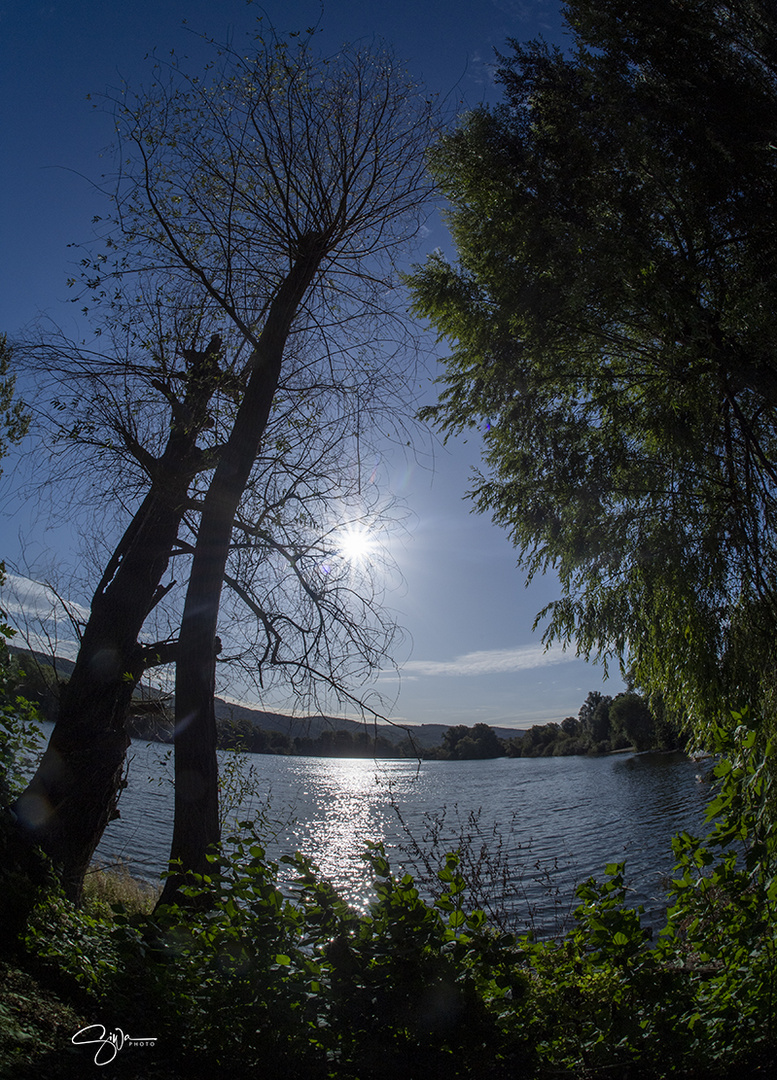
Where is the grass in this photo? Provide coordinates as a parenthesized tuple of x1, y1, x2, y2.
(82, 861, 161, 914)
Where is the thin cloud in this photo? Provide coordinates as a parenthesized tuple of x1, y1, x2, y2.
(2, 573, 88, 665)
(2, 573, 84, 661)
(402, 642, 575, 678)
(2, 573, 89, 623)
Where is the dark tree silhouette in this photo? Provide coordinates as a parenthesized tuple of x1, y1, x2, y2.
(9, 27, 438, 904)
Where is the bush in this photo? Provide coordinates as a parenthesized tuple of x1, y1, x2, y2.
(0, 593, 51, 947)
(0, 628, 44, 809)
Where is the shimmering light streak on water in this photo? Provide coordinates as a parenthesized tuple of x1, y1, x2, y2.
(275, 759, 397, 914)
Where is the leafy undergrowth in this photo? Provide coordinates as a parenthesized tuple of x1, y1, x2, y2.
(0, 959, 86, 1079)
(0, 828, 774, 1080)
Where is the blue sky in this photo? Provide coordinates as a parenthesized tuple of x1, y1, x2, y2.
(0, 0, 621, 729)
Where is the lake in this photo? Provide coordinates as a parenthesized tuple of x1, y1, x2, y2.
(88, 736, 713, 936)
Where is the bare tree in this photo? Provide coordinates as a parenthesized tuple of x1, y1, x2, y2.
(9, 27, 436, 903)
(110, 32, 436, 900)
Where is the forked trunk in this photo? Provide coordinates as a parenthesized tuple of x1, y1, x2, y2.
(11, 487, 188, 901)
(11, 338, 222, 902)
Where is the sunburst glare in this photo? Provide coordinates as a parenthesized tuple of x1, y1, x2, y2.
(337, 524, 377, 566)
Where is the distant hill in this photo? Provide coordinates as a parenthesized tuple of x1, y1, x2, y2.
(210, 699, 522, 749)
(10, 645, 523, 748)
(10, 647, 76, 679)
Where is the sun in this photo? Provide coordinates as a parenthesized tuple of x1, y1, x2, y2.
(337, 524, 376, 565)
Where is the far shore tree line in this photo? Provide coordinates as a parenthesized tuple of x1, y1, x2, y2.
(209, 687, 681, 760)
(124, 688, 685, 760)
(508, 689, 684, 758)
(10, 650, 679, 761)
(409, 689, 683, 760)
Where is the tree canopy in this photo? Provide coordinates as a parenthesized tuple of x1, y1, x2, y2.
(0, 336, 28, 474)
(409, 0, 777, 746)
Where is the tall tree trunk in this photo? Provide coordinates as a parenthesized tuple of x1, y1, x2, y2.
(11, 338, 222, 902)
(11, 487, 188, 900)
(160, 243, 324, 905)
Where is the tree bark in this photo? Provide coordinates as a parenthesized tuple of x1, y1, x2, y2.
(11, 339, 222, 902)
(160, 242, 324, 905)
(11, 487, 187, 900)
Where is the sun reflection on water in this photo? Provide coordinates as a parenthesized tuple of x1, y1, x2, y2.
(279, 758, 409, 914)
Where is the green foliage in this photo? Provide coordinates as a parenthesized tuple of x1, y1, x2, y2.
(0, 335, 30, 473)
(0, 580, 51, 945)
(508, 687, 676, 757)
(407, 0, 777, 758)
(0, 336, 37, 800)
(659, 711, 777, 1063)
(0, 578, 44, 808)
(439, 722, 505, 759)
(23, 888, 121, 993)
(51, 837, 532, 1076)
(609, 693, 655, 752)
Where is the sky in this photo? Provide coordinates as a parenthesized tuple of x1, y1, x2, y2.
(0, 0, 622, 730)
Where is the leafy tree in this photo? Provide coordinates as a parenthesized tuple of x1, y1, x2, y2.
(578, 692, 604, 730)
(0, 592, 42, 810)
(469, 722, 504, 758)
(609, 692, 655, 752)
(0, 353, 50, 938)
(574, 692, 613, 749)
(560, 716, 579, 738)
(0, 598, 52, 946)
(441, 723, 503, 759)
(649, 693, 686, 753)
(409, 0, 777, 762)
(442, 724, 471, 758)
(516, 721, 561, 758)
(0, 339, 34, 805)
(0, 335, 28, 463)
(590, 698, 613, 747)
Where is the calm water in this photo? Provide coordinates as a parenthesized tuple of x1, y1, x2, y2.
(84, 735, 713, 935)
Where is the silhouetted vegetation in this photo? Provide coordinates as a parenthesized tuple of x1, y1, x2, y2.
(2, 765, 775, 1079)
(504, 691, 686, 759)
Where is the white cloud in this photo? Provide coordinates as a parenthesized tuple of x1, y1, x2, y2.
(1, 573, 89, 624)
(7, 629, 80, 663)
(2, 574, 88, 663)
(400, 642, 576, 678)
